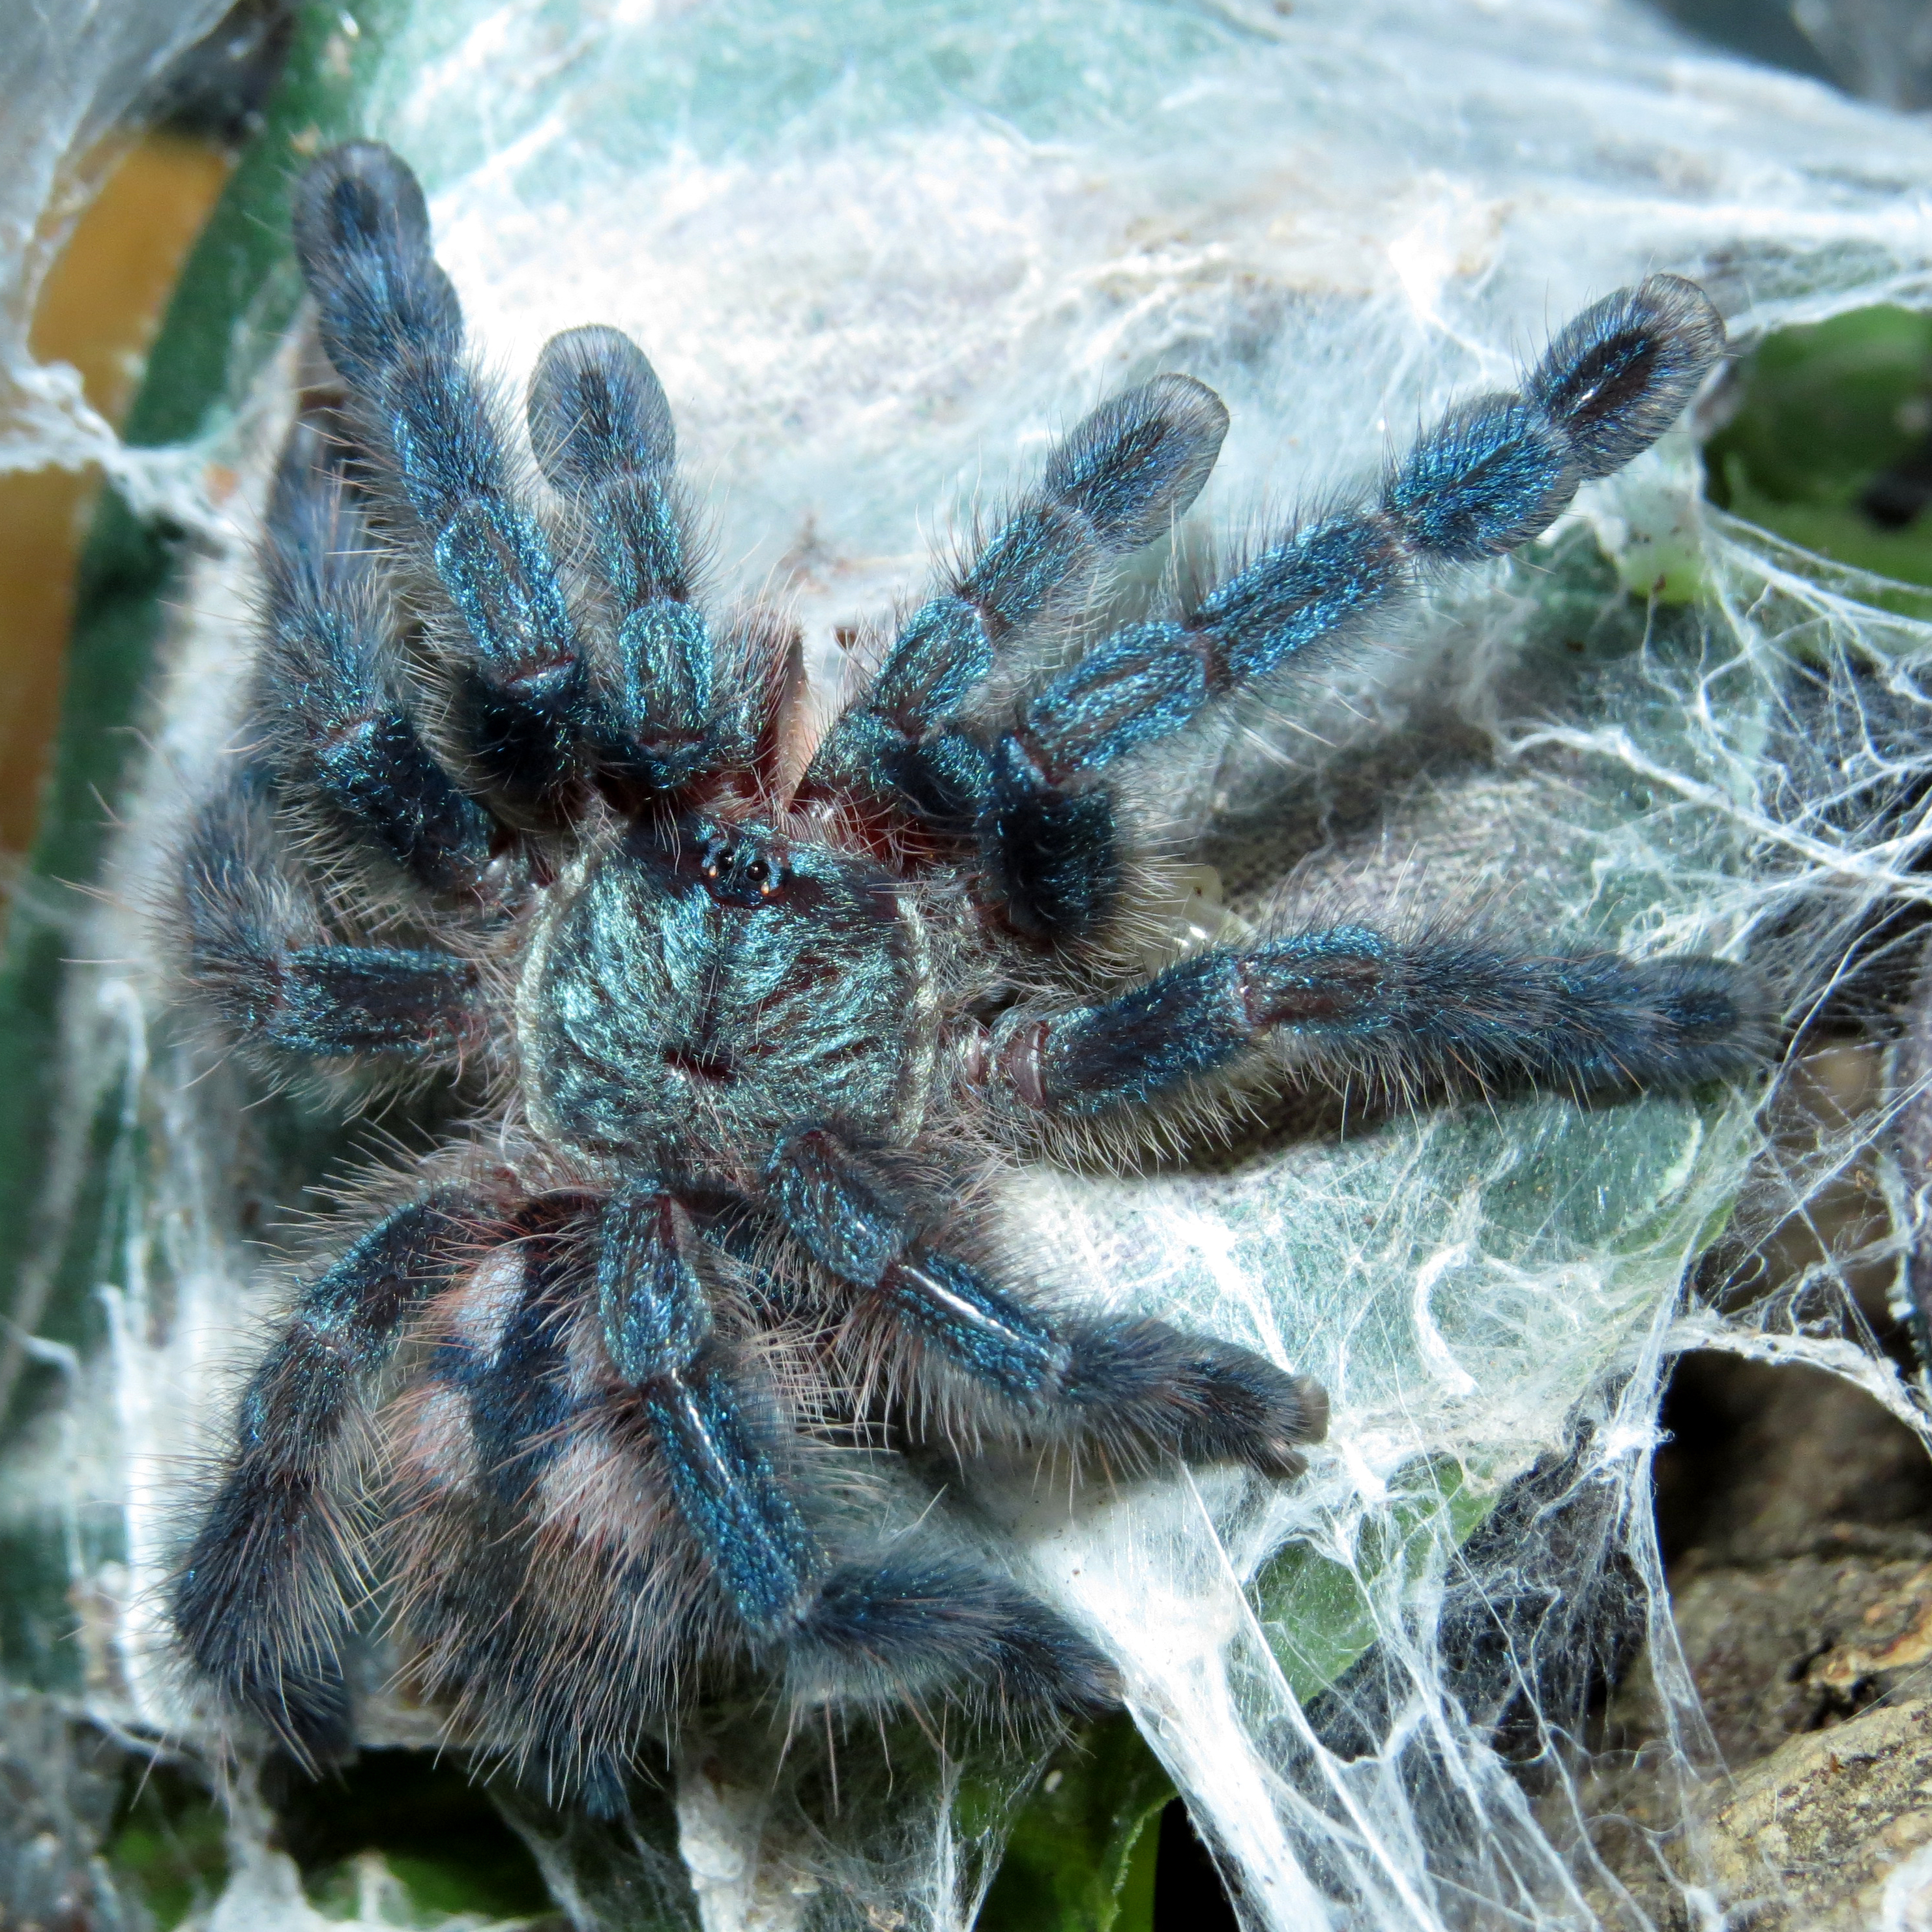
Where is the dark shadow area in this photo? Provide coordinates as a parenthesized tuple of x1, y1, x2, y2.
(1647, 0, 1932, 110)
(1644, 0, 1836, 84)
(1654, 1353, 1932, 1572)
(1154, 1796, 1240, 1932)
(265, 1748, 555, 1920)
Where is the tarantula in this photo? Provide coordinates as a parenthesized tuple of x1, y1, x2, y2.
(168, 141, 1757, 1807)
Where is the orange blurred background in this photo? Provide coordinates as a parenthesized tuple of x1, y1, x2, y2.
(0, 136, 231, 862)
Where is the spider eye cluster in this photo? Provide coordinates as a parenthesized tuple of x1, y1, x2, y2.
(699, 830, 787, 900)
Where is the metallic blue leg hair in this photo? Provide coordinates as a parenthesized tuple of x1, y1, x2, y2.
(256, 415, 500, 896)
(176, 773, 481, 1059)
(998, 924, 1759, 1117)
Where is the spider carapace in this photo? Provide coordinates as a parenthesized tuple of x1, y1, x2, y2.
(168, 141, 1759, 1809)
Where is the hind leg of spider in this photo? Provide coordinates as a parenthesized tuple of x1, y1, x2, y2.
(385, 1196, 677, 1812)
(171, 1188, 490, 1760)
(594, 1186, 1121, 1713)
(254, 411, 503, 898)
(175, 773, 483, 1062)
(764, 1127, 1327, 1478)
(992, 925, 1763, 1124)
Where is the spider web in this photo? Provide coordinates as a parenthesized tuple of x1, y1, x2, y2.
(5, 2, 1932, 1928)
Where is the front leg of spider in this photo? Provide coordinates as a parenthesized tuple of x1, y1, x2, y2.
(293, 143, 585, 808)
(803, 374, 1228, 927)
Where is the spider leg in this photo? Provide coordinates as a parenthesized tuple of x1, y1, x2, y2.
(803, 375, 1229, 828)
(594, 1185, 1120, 1712)
(992, 923, 1760, 1122)
(293, 142, 582, 806)
(765, 1126, 1325, 1478)
(175, 773, 482, 1061)
(526, 325, 755, 795)
(256, 413, 503, 896)
(388, 1193, 1113, 1809)
(388, 1196, 667, 1812)
(982, 278, 1728, 940)
(170, 1188, 489, 1761)
(596, 1187, 821, 1633)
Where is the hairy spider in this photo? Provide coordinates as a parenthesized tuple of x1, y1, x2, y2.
(168, 141, 1757, 1808)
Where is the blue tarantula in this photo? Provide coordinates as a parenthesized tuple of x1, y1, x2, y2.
(168, 141, 1757, 1807)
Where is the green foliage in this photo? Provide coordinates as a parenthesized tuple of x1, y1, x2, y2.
(1705, 304, 1932, 609)
(106, 1762, 228, 1930)
(276, 1749, 556, 1922)
(978, 1716, 1173, 1932)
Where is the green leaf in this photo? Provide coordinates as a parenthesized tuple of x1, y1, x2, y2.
(1705, 304, 1932, 611)
(978, 1716, 1173, 1932)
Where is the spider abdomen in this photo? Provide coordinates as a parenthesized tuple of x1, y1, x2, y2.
(518, 812, 929, 1163)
